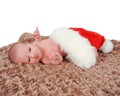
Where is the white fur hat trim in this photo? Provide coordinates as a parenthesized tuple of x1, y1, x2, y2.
(50, 27, 97, 69)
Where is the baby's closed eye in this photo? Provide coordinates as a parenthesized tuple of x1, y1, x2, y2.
(28, 47, 31, 63)
(29, 48, 31, 52)
(28, 58, 31, 63)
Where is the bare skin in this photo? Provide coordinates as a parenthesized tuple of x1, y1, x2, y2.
(9, 27, 66, 65)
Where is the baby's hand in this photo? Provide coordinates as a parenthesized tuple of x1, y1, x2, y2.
(49, 52, 63, 64)
(33, 27, 42, 41)
(42, 51, 63, 65)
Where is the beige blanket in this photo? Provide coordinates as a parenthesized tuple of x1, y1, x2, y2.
(0, 33, 120, 96)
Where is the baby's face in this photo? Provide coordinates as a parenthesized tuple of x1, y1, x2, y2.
(14, 43, 42, 64)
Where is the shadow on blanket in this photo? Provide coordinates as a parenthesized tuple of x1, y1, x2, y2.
(0, 33, 120, 96)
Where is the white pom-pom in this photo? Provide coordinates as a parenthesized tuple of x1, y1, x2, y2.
(99, 39, 114, 53)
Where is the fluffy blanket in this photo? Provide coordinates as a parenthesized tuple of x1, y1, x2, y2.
(0, 33, 120, 96)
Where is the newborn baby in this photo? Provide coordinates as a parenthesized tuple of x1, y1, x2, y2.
(9, 27, 66, 65)
(9, 27, 114, 69)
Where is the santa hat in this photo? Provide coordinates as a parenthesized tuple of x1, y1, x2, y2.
(50, 27, 113, 69)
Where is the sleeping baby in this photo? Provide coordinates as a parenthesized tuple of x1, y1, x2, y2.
(9, 27, 66, 65)
(9, 27, 114, 69)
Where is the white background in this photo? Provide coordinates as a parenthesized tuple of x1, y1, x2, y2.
(0, 0, 120, 47)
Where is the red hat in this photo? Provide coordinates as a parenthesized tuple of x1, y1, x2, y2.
(50, 27, 114, 69)
(70, 28, 105, 50)
(50, 27, 98, 69)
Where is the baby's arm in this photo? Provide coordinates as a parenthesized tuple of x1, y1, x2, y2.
(41, 50, 63, 65)
(33, 27, 42, 42)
